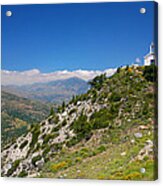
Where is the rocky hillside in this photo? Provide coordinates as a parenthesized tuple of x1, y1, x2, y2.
(2, 77, 89, 104)
(1, 65, 158, 180)
(1, 91, 52, 147)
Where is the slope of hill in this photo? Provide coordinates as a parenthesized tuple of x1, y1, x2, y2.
(1, 91, 52, 147)
(2, 77, 89, 104)
(1, 65, 157, 180)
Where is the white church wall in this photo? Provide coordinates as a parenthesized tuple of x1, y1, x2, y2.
(144, 54, 155, 66)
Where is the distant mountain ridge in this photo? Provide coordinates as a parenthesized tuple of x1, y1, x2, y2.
(2, 77, 89, 104)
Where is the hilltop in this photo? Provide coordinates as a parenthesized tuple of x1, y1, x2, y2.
(1, 65, 157, 180)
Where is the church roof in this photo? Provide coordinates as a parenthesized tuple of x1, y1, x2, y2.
(144, 52, 155, 59)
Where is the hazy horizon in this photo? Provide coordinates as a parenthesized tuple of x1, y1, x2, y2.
(1, 67, 117, 85)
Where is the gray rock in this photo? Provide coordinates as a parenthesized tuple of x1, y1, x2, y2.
(120, 152, 126, 156)
(131, 139, 135, 144)
(35, 159, 44, 169)
(146, 139, 153, 146)
(134, 132, 143, 138)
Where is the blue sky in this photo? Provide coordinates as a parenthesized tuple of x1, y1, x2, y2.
(2, 1, 157, 73)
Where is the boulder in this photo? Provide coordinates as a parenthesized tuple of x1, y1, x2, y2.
(120, 152, 126, 156)
(134, 132, 143, 138)
(35, 159, 44, 169)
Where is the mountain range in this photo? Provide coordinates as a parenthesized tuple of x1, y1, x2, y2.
(2, 77, 89, 104)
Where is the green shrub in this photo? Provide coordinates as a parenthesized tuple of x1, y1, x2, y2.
(69, 108, 77, 115)
(79, 94, 88, 101)
(49, 107, 55, 116)
(13, 144, 18, 149)
(89, 74, 107, 90)
(78, 148, 89, 158)
(50, 161, 68, 173)
(7, 159, 20, 176)
(32, 155, 42, 166)
(33, 143, 40, 152)
(143, 64, 157, 82)
(110, 92, 121, 102)
(125, 65, 129, 71)
(66, 136, 80, 147)
(96, 145, 106, 153)
(142, 102, 149, 116)
(62, 101, 66, 112)
(52, 124, 61, 132)
(20, 140, 28, 149)
(75, 157, 82, 163)
(42, 146, 51, 157)
(43, 133, 58, 144)
(91, 90, 98, 103)
(90, 108, 114, 129)
(117, 67, 121, 73)
(48, 114, 59, 124)
(69, 95, 75, 104)
(71, 115, 92, 141)
(53, 143, 63, 151)
(18, 170, 28, 177)
(30, 125, 40, 149)
(61, 119, 67, 127)
(43, 134, 53, 144)
(123, 172, 142, 180)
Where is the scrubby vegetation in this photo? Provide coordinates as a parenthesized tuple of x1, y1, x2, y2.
(40, 65, 157, 180)
(30, 124, 40, 149)
(70, 115, 92, 141)
(2, 65, 157, 180)
(18, 170, 28, 177)
(143, 64, 157, 82)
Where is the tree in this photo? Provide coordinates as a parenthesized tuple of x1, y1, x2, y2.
(117, 67, 121, 73)
(125, 65, 129, 71)
(50, 107, 54, 116)
(88, 73, 107, 89)
(72, 95, 75, 102)
(143, 64, 157, 82)
(62, 101, 66, 112)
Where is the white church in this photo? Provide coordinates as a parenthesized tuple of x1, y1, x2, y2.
(144, 42, 156, 66)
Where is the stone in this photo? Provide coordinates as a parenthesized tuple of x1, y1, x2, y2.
(62, 111, 67, 117)
(22, 164, 27, 169)
(35, 159, 44, 169)
(131, 139, 135, 144)
(77, 169, 81, 173)
(139, 125, 149, 130)
(146, 139, 153, 146)
(120, 152, 126, 156)
(77, 101, 81, 106)
(148, 131, 151, 136)
(63, 173, 67, 177)
(134, 132, 143, 138)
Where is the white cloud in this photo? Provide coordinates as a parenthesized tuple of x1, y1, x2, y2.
(1, 68, 117, 86)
